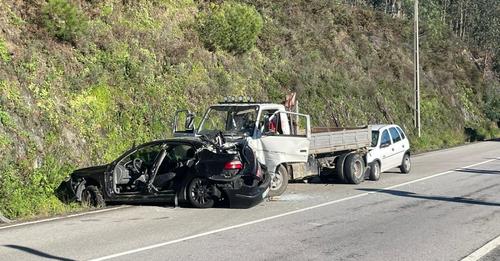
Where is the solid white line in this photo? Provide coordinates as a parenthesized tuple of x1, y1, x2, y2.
(0, 206, 130, 231)
(88, 157, 499, 261)
(461, 234, 500, 261)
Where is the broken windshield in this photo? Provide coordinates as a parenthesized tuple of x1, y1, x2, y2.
(198, 105, 259, 136)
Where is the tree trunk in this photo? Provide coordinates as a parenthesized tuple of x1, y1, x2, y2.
(459, 2, 464, 38)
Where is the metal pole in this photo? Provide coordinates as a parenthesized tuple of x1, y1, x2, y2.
(414, 0, 421, 137)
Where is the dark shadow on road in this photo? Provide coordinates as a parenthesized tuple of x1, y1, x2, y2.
(3, 245, 75, 261)
(456, 168, 500, 175)
(357, 188, 500, 207)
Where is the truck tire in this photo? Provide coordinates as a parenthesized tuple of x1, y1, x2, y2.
(81, 185, 105, 208)
(269, 165, 288, 197)
(344, 153, 365, 184)
(369, 161, 381, 181)
(400, 153, 411, 174)
(335, 153, 350, 183)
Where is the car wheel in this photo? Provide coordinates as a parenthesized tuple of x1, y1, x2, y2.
(81, 185, 105, 208)
(268, 165, 289, 197)
(344, 153, 365, 184)
(400, 153, 411, 174)
(369, 161, 381, 181)
(187, 177, 215, 208)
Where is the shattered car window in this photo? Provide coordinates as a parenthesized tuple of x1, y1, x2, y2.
(199, 105, 259, 136)
(119, 144, 164, 168)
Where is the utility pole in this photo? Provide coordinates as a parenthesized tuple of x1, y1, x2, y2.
(414, 0, 421, 137)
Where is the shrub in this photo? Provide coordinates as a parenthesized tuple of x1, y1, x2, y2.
(42, 0, 87, 42)
(196, 2, 263, 54)
(484, 83, 500, 126)
(0, 38, 10, 62)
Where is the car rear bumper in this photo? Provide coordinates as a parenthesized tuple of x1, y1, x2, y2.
(55, 179, 77, 203)
(224, 172, 271, 208)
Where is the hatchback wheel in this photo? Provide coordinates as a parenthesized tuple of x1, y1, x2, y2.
(400, 154, 411, 174)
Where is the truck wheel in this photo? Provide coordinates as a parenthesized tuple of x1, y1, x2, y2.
(269, 165, 288, 197)
(335, 153, 349, 183)
(81, 185, 105, 208)
(344, 153, 365, 184)
(187, 177, 215, 208)
(369, 161, 381, 181)
(400, 153, 411, 174)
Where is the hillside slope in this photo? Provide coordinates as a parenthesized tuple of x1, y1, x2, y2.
(0, 0, 498, 219)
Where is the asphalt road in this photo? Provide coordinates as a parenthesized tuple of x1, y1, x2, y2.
(1, 141, 499, 261)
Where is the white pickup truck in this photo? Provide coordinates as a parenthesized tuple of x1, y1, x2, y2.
(174, 100, 411, 196)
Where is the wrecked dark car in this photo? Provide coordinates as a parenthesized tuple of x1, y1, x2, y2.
(59, 136, 270, 209)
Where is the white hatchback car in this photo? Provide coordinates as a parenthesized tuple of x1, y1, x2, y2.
(366, 124, 411, 180)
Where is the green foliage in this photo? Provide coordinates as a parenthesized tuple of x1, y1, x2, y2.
(196, 2, 263, 54)
(0, 38, 10, 62)
(42, 0, 87, 42)
(0, 156, 77, 219)
(484, 83, 500, 124)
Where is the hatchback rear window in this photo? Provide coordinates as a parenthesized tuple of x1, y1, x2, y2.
(389, 127, 402, 143)
(397, 126, 406, 140)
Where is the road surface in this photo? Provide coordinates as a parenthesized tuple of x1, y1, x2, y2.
(1, 141, 499, 261)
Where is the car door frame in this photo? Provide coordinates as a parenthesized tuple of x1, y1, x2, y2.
(388, 126, 406, 167)
(377, 128, 397, 172)
(249, 110, 311, 175)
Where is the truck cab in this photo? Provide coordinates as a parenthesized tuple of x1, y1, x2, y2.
(173, 99, 311, 196)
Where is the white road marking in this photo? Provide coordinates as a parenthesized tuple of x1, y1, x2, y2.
(461, 234, 500, 261)
(0, 206, 130, 231)
(88, 157, 499, 261)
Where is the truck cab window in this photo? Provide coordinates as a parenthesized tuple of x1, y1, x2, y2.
(371, 131, 379, 147)
(199, 105, 258, 137)
(260, 110, 279, 135)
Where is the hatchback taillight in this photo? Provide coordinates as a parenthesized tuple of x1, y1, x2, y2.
(224, 160, 243, 170)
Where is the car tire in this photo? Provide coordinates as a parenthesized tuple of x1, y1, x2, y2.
(369, 161, 381, 181)
(335, 153, 350, 183)
(187, 177, 215, 208)
(269, 165, 289, 197)
(400, 153, 411, 174)
(81, 185, 105, 208)
(344, 153, 365, 184)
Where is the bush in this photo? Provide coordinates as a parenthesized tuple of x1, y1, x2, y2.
(196, 2, 263, 54)
(484, 83, 500, 126)
(0, 38, 10, 62)
(42, 0, 86, 42)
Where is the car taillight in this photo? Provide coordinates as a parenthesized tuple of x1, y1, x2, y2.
(255, 165, 263, 179)
(224, 160, 243, 170)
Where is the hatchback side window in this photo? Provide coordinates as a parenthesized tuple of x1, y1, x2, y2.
(380, 130, 391, 147)
(389, 127, 401, 143)
(396, 126, 406, 140)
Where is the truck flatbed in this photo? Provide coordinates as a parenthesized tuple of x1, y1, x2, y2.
(309, 126, 371, 155)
